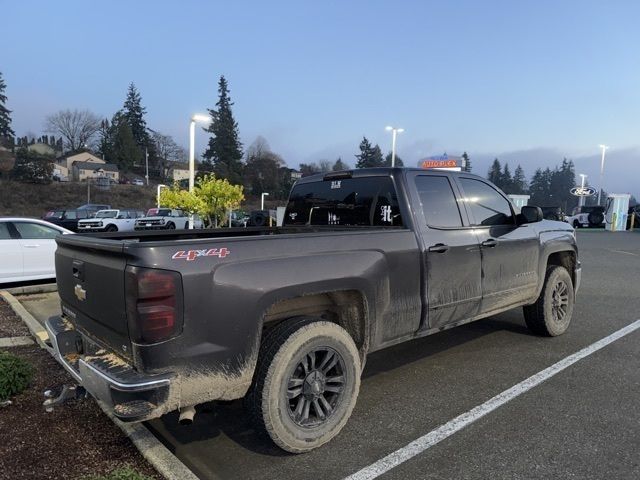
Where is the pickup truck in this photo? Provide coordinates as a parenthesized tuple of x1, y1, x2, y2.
(77, 209, 145, 233)
(46, 168, 581, 453)
(134, 208, 190, 230)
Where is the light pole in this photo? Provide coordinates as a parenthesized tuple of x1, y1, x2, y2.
(145, 147, 149, 186)
(157, 184, 167, 208)
(385, 126, 404, 167)
(261, 192, 270, 211)
(597, 144, 609, 206)
(188, 114, 211, 228)
(578, 173, 587, 208)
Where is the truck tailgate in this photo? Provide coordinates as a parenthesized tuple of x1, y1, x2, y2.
(55, 236, 132, 360)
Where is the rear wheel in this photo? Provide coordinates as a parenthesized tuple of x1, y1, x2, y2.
(523, 266, 574, 336)
(588, 211, 604, 227)
(245, 317, 361, 453)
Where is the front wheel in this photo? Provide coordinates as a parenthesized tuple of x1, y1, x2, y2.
(523, 266, 574, 336)
(166, 222, 175, 230)
(245, 317, 361, 453)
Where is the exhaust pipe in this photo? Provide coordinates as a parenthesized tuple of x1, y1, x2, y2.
(178, 406, 196, 425)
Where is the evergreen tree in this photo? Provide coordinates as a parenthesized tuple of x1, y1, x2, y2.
(501, 163, 513, 192)
(461, 152, 471, 172)
(487, 158, 502, 187)
(384, 152, 404, 167)
(0, 72, 15, 148)
(355, 137, 384, 168)
(203, 76, 244, 185)
(550, 158, 577, 211)
(97, 119, 112, 161)
(110, 111, 142, 172)
(512, 164, 528, 194)
(332, 157, 348, 171)
(122, 82, 148, 151)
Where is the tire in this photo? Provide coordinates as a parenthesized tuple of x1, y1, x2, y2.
(245, 317, 361, 453)
(588, 212, 604, 227)
(523, 266, 574, 336)
(184, 222, 189, 229)
(572, 220, 580, 228)
(105, 224, 118, 232)
(166, 222, 175, 229)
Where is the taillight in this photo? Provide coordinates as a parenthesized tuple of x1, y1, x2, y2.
(126, 267, 184, 344)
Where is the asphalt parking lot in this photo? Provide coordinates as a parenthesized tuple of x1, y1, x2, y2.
(145, 231, 640, 480)
(13, 230, 640, 480)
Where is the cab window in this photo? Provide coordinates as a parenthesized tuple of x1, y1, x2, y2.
(459, 178, 514, 226)
(414, 175, 463, 228)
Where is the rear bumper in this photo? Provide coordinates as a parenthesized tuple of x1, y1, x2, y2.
(45, 316, 175, 422)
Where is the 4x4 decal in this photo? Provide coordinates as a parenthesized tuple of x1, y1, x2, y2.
(172, 248, 230, 261)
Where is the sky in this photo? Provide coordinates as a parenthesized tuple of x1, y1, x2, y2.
(2, 0, 639, 196)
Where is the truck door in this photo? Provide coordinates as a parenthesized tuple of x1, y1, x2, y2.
(455, 177, 539, 314)
(407, 173, 482, 330)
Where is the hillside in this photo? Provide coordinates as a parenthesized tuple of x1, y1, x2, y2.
(0, 180, 158, 217)
(0, 180, 284, 218)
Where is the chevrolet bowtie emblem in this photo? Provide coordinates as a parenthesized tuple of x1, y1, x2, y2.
(74, 284, 86, 301)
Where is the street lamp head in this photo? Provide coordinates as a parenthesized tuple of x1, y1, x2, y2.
(599, 144, 609, 150)
(192, 114, 210, 123)
(396, 128, 405, 133)
(263, 192, 270, 196)
(385, 126, 393, 131)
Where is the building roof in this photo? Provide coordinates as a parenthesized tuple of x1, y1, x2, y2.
(73, 161, 119, 172)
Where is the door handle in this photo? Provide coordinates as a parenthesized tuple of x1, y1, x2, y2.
(23, 244, 40, 248)
(481, 239, 498, 248)
(428, 243, 450, 253)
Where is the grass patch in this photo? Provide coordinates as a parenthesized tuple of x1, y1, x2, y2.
(0, 350, 34, 400)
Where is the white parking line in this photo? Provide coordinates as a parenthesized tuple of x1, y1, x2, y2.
(345, 319, 640, 480)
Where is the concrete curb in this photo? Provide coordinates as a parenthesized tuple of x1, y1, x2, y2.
(0, 290, 200, 480)
(4, 283, 58, 295)
(0, 336, 35, 347)
(0, 291, 50, 348)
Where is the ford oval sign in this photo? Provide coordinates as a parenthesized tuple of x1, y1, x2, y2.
(570, 186, 597, 197)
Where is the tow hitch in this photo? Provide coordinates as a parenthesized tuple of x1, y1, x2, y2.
(43, 385, 89, 412)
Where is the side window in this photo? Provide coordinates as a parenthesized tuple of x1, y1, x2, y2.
(0, 223, 13, 240)
(414, 176, 463, 228)
(459, 178, 514, 226)
(64, 211, 77, 220)
(14, 222, 60, 239)
(77, 210, 88, 219)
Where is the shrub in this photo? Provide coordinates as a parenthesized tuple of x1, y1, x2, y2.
(82, 467, 154, 480)
(0, 350, 34, 401)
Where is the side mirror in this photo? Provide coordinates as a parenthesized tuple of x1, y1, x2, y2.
(518, 206, 543, 224)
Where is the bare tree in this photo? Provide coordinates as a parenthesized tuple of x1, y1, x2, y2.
(151, 131, 187, 178)
(45, 109, 101, 152)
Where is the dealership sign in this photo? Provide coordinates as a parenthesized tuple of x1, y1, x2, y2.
(418, 154, 462, 170)
(570, 186, 597, 197)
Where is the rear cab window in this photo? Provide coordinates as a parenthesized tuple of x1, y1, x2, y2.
(284, 176, 403, 227)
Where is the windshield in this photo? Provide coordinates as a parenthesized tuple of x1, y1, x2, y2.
(95, 210, 118, 218)
(44, 210, 64, 219)
(146, 208, 171, 217)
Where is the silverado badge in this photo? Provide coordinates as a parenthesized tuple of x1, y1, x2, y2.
(74, 284, 86, 301)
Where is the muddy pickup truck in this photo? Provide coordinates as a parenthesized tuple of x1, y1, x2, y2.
(46, 167, 580, 453)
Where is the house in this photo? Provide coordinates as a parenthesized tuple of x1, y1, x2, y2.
(52, 162, 69, 180)
(168, 162, 193, 182)
(72, 161, 120, 182)
(60, 152, 106, 172)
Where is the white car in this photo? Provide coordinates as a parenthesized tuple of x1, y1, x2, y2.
(134, 208, 190, 230)
(77, 209, 145, 233)
(0, 218, 73, 284)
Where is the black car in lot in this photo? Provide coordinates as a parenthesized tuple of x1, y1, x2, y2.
(540, 206, 564, 221)
(43, 207, 105, 232)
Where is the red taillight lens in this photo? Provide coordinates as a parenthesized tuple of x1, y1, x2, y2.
(126, 267, 183, 344)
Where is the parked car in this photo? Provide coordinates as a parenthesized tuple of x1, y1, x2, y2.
(132, 179, 145, 186)
(43, 208, 100, 232)
(77, 209, 145, 233)
(0, 218, 72, 284)
(134, 208, 190, 230)
(49, 168, 580, 453)
(78, 203, 111, 211)
(565, 205, 605, 228)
